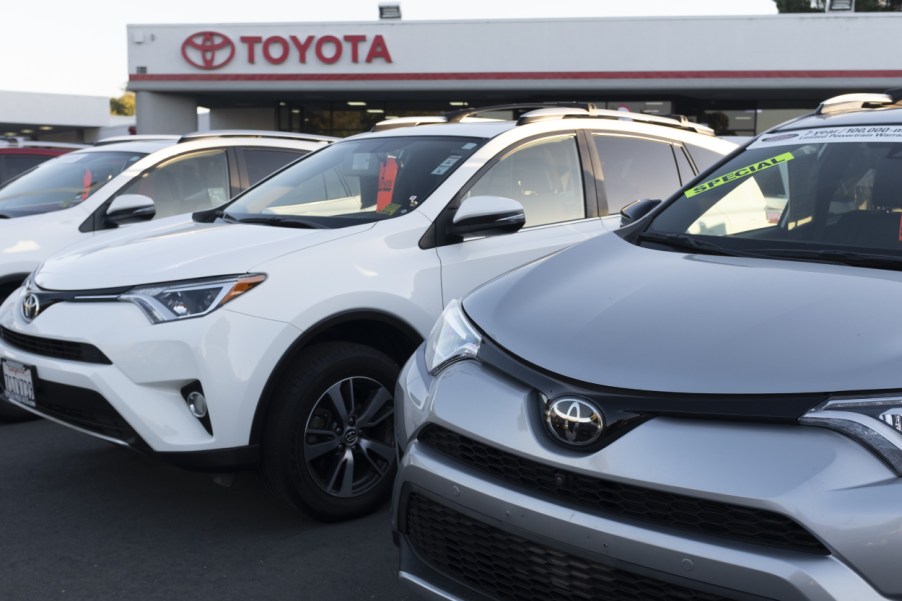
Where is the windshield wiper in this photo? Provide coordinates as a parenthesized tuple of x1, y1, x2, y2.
(227, 215, 326, 229)
(637, 231, 753, 257)
(753, 248, 902, 270)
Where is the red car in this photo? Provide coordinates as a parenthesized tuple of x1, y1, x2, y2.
(0, 139, 86, 185)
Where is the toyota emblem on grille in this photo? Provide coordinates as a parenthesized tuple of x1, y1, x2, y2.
(544, 397, 604, 447)
(22, 293, 40, 323)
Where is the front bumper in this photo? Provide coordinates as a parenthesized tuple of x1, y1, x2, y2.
(0, 291, 299, 467)
(392, 351, 902, 601)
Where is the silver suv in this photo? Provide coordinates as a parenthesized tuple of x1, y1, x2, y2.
(393, 91, 902, 600)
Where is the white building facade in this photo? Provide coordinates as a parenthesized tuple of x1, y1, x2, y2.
(124, 13, 902, 136)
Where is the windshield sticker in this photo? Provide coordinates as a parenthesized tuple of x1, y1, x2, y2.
(351, 153, 371, 170)
(379, 203, 401, 216)
(461, 143, 477, 150)
(749, 126, 902, 149)
(431, 155, 462, 176)
(685, 152, 795, 198)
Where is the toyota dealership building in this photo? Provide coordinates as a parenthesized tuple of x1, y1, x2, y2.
(124, 12, 902, 137)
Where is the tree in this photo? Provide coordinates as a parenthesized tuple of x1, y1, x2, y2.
(110, 92, 136, 116)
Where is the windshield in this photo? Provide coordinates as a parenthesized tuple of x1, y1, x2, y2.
(0, 150, 146, 217)
(648, 126, 902, 262)
(224, 135, 485, 225)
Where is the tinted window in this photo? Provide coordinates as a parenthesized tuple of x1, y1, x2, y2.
(118, 149, 230, 218)
(226, 136, 485, 224)
(594, 135, 681, 214)
(2, 155, 49, 182)
(0, 151, 146, 216)
(242, 148, 308, 185)
(686, 144, 727, 173)
(464, 135, 585, 228)
(651, 137, 902, 256)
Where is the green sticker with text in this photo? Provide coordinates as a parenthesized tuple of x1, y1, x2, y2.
(685, 152, 795, 198)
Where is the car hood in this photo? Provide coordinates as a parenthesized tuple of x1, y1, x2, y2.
(464, 233, 902, 395)
(36, 216, 374, 290)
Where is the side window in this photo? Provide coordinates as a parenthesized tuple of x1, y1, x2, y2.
(242, 148, 308, 185)
(686, 144, 727, 173)
(118, 149, 230, 218)
(4, 155, 48, 181)
(594, 135, 681, 214)
(464, 135, 585, 228)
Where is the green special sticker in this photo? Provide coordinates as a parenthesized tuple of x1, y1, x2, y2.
(685, 152, 795, 198)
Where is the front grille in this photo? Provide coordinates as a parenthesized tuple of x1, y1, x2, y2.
(404, 493, 754, 601)
(1, 378, 145, 448)
(0, 326, 111, 364)
(418, 425, 828, 555)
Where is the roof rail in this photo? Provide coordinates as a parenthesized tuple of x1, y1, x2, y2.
(445, 102, 597, 123)
(372, 102, 713, 135)
(371, 116, 448, 132)
(94, 135, 181, 146)
(177, 130, 337, 144)
(816, 89, 902, 115)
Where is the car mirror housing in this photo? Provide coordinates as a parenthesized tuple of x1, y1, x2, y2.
(451, 195, 526, 237)
(105, 194, 156, 226)
(619, 198, 662, 227)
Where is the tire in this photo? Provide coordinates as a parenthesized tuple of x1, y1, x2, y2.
(260, 341, 399, 522)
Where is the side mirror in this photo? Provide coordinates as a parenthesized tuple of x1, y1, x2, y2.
(105, 194, 156, 226)
(451, 196, 526, 237)
(620, 198, 662, 227)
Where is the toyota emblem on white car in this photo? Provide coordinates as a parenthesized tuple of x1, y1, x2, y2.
(21, 293, 40, 323)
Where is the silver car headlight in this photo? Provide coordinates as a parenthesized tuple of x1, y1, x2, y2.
(800, 393, 902, 475)
(119, 274, 266, 324)
(424, 299, 482, 375)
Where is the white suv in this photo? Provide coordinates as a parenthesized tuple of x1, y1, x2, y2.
(0, 131, 335, 302)
(0, 104, 735, 520)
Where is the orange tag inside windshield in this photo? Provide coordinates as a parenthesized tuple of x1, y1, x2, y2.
(377, 157, 399, 211)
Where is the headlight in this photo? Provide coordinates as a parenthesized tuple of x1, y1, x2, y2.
(800, 393, 902, 475)
(119, 274, 266, 324)
(424, 299, 482, 375)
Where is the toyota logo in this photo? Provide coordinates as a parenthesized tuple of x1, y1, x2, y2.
(22, 293, 40, 323)
(544, 397, 605, 447)
(181, 32, 235, 70)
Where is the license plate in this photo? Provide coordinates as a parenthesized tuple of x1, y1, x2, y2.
(2, 359, 36, 408)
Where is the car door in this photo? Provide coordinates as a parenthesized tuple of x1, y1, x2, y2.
(435, 132, 611, 305)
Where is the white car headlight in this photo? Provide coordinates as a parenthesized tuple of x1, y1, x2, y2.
(800, 393, 902, 475)
(119, 274, 266, 324)
(424, 299, 482, 375)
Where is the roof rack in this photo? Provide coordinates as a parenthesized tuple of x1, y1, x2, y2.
(816, 88, 902, 115)
(177, 130, 337, 144)
(371, 102, 712, 136)
(94, 135, 181, 146)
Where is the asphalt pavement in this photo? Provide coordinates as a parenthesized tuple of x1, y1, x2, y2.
(0, 418, 409, 601)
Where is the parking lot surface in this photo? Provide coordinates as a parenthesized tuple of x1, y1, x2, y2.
(0, 419, 408, 601)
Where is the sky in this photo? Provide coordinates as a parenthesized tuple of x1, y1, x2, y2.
(3, 0, 777, 98)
